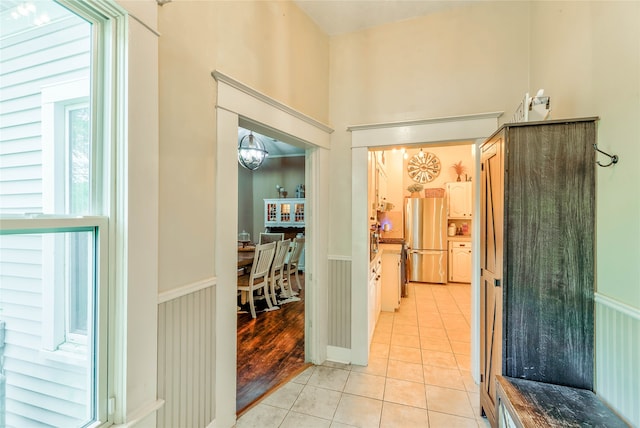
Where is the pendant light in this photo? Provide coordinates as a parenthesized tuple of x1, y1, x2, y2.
(238, 131, 268, 170)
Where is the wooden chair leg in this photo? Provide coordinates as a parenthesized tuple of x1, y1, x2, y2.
(248, 292, 257, 319)
(263, 283, 273, 309)
(270, 278, 279, 305)
(263, 282, 279, 311)
(280, 277, 292, 299)
(295, 269, 302, 291)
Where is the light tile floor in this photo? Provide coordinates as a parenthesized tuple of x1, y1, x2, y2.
(235, 282, 491, 428)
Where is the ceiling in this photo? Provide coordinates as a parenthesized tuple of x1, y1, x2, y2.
(293, 0, 475, 36)
(238, 128, 305, 158)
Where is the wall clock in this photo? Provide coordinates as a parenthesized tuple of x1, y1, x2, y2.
(407, 150, 441, 183)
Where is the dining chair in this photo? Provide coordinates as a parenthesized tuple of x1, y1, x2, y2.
(258, 232, 284, 244)
(237, 241, 277, 318)
(267, 239, 292, 304)
(285, 237, 305, 293)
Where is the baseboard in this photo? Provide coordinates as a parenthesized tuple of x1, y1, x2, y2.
(326, 345, 351, 364)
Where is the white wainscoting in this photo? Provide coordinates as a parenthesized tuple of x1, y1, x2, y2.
(327, 256, 352, 361)
(595, 293, 640, 427)
(157, 279, 216, 428)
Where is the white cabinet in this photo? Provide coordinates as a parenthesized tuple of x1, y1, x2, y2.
(264, 198, 305, 228)
(449, 241, 472, 283)
(368, 152, 389, 215)
(368, 152, 377, 218)
(381, 244, 401, 311)
(376, 166, 388, 209)
(368, 255, 382, 346)
(374, 152, 389, 211)
(447, 181, 472, 218)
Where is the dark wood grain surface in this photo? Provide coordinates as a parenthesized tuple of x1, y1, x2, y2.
(236, 275, 307, 415)
(503, 120, 596, 389)
(496, 376, 629, 427)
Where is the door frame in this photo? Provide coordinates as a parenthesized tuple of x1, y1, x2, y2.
(349, 112, 502, 383)
(212, 71, 333, 428)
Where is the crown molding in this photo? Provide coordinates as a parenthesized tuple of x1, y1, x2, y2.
(212, 70, 333, 135)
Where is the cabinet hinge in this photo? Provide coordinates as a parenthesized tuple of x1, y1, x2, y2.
(480, 268, 483, 276)
(494, 279, 501, 287)
(480, 374, 484, 383)
(481, 163, 484, 171)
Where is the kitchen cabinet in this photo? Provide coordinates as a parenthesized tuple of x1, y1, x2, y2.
(448, 241, 471, 283)
(447, 181, 472, 218)
(374, 152, 389, 211)
(479, 118, 597, 427)
(368, 152, 377, 218)
(264, 198, 305, 228)
(380, 244, 401, 311)
(368, 255, 382, 346)
(376, 166, 388, 209)
(368, 151, 390, 215)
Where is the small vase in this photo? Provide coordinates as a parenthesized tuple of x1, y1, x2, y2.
(456, 175, 461, 182)
(410, 192, 420, 198)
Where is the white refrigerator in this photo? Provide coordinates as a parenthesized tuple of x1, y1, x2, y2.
(405, 197, 447, 283)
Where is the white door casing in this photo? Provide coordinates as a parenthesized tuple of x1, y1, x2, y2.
(212, 71, 332, 428)
(349, 112, 502, 382)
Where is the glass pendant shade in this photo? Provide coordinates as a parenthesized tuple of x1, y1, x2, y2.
(238, 132, 268, 170)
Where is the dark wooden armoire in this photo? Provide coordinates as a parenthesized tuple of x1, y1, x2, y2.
(479, 117, 597, 426)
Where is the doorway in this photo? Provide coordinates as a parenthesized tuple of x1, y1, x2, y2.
(236, 127, 308, 414)
(349, 112, 502, 381)
(213, 70, 333, 428)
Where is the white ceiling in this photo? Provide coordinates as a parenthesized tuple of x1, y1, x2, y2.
(293, 0, 475, 36)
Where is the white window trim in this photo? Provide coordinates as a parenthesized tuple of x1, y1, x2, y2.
(0, 0, 128, 425)
(41, 79, 90, 352)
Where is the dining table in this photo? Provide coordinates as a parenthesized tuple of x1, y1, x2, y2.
(238, 246, 255, 269)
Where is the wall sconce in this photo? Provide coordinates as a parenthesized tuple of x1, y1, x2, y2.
(238, 132, 268, 170)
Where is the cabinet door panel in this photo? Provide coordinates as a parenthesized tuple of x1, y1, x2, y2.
(481, 276, 502, 418)
(448, 182, 472, 218)
(481, 140, 502, 275)
(480, 134, 503, 427)
(503, 123, 595, 389)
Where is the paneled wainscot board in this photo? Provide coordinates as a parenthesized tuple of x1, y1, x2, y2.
(328, 257, 352, 355)
(157, 280, 216, 428)
(595, 294, 640, 426)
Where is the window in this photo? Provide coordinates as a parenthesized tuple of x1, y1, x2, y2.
(41, 80, 92, 350)
(0, 1, 123, 426)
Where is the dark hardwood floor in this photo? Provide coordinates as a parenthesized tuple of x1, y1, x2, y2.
(236, 274, 308, 415)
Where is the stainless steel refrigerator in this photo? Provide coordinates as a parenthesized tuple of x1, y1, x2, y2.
(405, 197, 447, 283)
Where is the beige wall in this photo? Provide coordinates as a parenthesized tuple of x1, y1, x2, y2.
(157, 0, 329, 292)
(527, 1, 639, 306)
(400, 145, 474, 196)
(153, 1, 639, 424)
(328, 1, 639, 307)
(328, 1, 530, 256)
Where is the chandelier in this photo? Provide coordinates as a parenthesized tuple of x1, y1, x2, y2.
(238, 131, 268, 170)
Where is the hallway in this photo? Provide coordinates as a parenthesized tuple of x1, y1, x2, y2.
(236, 282, 489, 427)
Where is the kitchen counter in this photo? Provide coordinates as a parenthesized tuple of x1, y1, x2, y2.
(448, 235, 471, 242)
(380, 243, 402, 255)
(379, 238, 405, 245)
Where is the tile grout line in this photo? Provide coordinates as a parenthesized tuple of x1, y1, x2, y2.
(239, 282, 486, 427)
